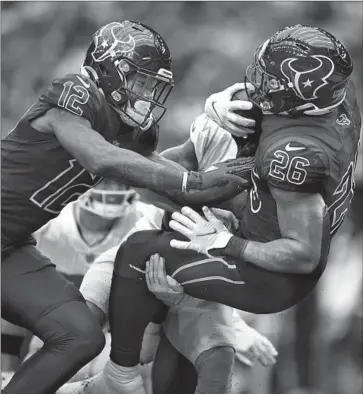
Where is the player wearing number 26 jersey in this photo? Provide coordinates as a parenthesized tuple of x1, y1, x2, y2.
(106, 25, 361, 375)
(241, 79, 361, 243)
(1, 21, 248, 394)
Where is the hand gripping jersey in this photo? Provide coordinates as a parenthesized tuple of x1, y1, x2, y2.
(240, 81, 361, 247)
(1, 73, 159, 247)
(33, 201, 148, 276)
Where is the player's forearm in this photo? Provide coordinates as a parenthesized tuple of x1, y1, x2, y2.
(53, 118, 189, 192)
(223, 236, 318, 274)
(100, 149, 188, 192)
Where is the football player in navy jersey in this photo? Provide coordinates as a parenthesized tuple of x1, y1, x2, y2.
(1, 20, 251, 394)
(107, 24, 361, 391)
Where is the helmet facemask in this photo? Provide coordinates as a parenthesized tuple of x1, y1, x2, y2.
(110, 59, 173, 130)
(78, 185, 137, 220)
(245, 40, 299, 114)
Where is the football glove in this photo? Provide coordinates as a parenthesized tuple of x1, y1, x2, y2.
(169, 206, 234, 256)
(205, 82, 256, 137)
(165, 156, 255, 206)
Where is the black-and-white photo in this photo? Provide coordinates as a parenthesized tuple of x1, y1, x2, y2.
(1, 2, 362, 394)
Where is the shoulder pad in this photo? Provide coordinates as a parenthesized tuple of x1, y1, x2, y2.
(259, 136, 329, 192)
(40, 73, 103, 127)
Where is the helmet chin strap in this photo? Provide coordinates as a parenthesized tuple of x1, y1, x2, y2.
(113, 101, 154, 131)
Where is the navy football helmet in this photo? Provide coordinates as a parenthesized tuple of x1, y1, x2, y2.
(82, 21, 174, 129)
(245, 25, 353, 115)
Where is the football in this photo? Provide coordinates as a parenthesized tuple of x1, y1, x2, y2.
(231, 89, 263, 128)
(231, 89, 263, 157)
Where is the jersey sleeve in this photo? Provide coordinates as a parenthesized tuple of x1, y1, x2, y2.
(190, 113, 238, 171)
(39, 73, 102, 128)
(259, 136, 329, 193)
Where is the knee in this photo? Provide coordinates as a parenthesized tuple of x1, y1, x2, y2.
(40, 302, 105, 362)
(69, 319, 105, 360)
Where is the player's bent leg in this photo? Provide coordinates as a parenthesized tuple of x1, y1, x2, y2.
(64, 329, 111, 384)
(153, 231, 318, 314)
(3, 303, 105, 394)
(194, 346, 235, 394)
(109, 229, 240, 369)
(1, 245, 105, 394)
(110, 229, 316, 369)
(110, 230, 169, 367)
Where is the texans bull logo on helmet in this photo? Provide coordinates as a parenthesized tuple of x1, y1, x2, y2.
(91, 22, 136, 62)
(280, 55, 335, 101)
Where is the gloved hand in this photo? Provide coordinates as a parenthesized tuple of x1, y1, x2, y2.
(166, 156, 255, 206)
(169, 206, 234, 256)
(205, 82, 256, 137)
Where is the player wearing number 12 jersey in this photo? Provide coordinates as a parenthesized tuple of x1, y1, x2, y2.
(1, 21, 249, 394)
(106, 25, 361, 376)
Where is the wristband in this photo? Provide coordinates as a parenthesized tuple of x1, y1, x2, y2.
(182, 172, 188, 192)
(184, 171, 202, 191)
(223, 236, 249, 261)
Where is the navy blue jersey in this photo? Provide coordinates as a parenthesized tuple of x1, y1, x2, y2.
(240, 81, 361, 243)
(2, 73, 159, 246)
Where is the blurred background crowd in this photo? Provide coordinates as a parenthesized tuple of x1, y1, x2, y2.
(1, 2, 362, 394)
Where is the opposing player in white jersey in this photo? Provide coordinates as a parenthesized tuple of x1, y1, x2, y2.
(33, 179, 145, 287)
(55, 103, 277, 394)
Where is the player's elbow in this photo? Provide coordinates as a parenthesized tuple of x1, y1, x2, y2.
(296, 245, 320, 274)
(74, 147, 106, 175)
(85, 159, 103, 176)
(90, 159, 107, 177)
